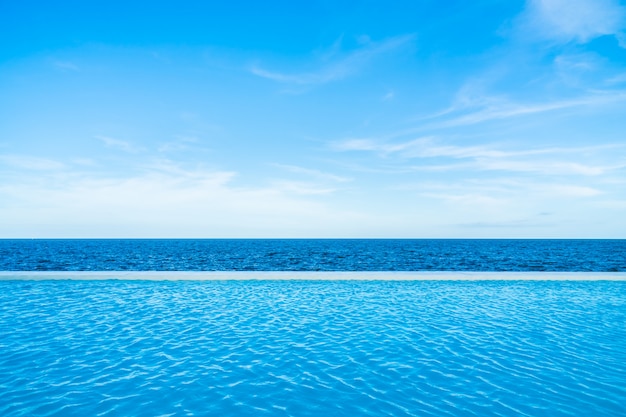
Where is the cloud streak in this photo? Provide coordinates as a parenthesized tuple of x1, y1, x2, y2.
(421, 91, 626, 129)
(96, 136, 144, 153)
(0, 155, 66, 171)
(333, 136, 621, 160)
(250, 35, 414, 86)
(53, 60, 80, 72)
(272, 164, 352, 183)
(331, 135, 626, 179)
(0, 164, 369, 237)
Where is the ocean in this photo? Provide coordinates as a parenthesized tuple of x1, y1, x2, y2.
(1, 239, 625, 416)
(1, 239, 625, 271)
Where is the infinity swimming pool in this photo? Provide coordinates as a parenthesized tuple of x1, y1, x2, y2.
(1, 278, 624, 416)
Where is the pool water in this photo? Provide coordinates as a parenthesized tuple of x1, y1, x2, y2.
(1, 280, 624, 416)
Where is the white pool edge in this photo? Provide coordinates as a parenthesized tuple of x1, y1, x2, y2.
(0, 271, 625, 281)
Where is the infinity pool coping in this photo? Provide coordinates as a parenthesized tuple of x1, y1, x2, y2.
(1, 271, 625, 280)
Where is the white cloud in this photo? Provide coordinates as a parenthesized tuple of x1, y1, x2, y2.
(96, 136, 144, 153)
(272, 164, 352, 183)
(475, 159, 613, 176)
(270, 180, 339, 195)
(0, 155, 65, 170)
(406, 177, 603, 198)
(53, 60, 80, 72)
(332, 137, 623, 169)
(419, 192, 507, 206)
(595, 199, 626, 209)
(0, 165, 369, 237)
(158, 136, 204, 153)
(404, 158, 618, 176)
(540, 184, 602, 197)
(0, 158, 619, 237)
(250, 35, 414, 86)
(387, 177, 607, 235)
(424, 92, 626, 129)
(520, 0, 626, 45)
(606, 72, 626, 85)
(72, 158, 97, 166)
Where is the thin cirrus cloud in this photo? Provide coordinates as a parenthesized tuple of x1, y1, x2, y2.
(249, 35, 414, 86)
(330, 137, 439, 156)
(0, 164, 368, 237)
(157, 136, 205, 153)
(270, 180, 340, 196)
(419, 90, 626, 130)
(331, 136, 623, 177)
(52, 60, 81, 72)
(332, 137, 516, 158)
(432, 96, 606, 128)
(95, 136, 144, 153)
(332, 136, 621, 161)
(0, 154, 66, 171)
(402, 160, 615, 177)
(471, 159, 615, 176)
(404, 177, 602, 199)
(606, 72, 626, 85)
(272, 163, 352, 183)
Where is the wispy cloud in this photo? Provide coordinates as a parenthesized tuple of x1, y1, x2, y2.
(405, 177, 603, 198)
(458, 218, 552, 228)
(250, 35, 414, 86)
(270, 180, 339, 195)
(400, 160, 614, 177)
(53, 60, 80, 72)
(329, 136, 522, 159)
(386, 177, 605, 234)
(422, 91, 626, 129)
(331, 135, 625, 178)
(333, 136, 621, 161)
(606, 72, 626, 85)
(540, 184, 602, 197)
(72, 158, 97, 167)
(0, 155, 65, 170)
(0, 163, 368, 237)
(331, 137, 434, 156)
(96, 136, 144, 153)
(272, 164, 352, 183)
(382, 91, 395, 101)
(473, 159, 617, 176)
(419, 192, 507, 207)
(517, 0, 626, 45)
(158, 136, 205, 153)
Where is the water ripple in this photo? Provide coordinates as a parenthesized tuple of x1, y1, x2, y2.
(1, 239, 625, 271)
(0, 281, 625, 416)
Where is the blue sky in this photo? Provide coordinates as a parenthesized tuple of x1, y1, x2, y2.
(1, 0, 625, 238)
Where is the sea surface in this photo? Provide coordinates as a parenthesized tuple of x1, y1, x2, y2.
(1, 280, 625, 416)
(1, 239, 625, 271)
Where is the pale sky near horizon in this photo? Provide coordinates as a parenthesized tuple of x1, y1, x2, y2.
(1, 0, 626, 238)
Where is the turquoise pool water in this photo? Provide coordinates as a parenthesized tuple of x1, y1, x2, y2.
(1, 279, 625, 416)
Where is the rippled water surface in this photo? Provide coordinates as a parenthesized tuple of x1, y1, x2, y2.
(1, 239, 625, 271)
(1, 280, 625, 416)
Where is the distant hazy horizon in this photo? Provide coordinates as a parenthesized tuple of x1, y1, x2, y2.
(2, 1, 626, 238)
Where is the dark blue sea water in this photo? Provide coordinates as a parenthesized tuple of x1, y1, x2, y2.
(1, 239, 625, 271)
(1, 280, 625, 416)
